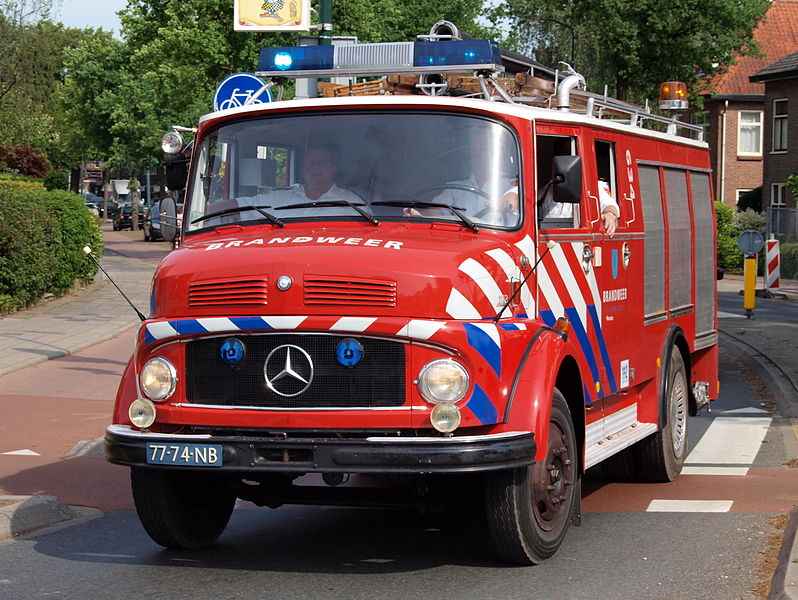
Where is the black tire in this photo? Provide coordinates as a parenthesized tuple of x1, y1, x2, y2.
(131, 468, 236, 549)
(485, 389, 578, 564)
(143, 229, 150, 241)
(638, 345, 688, 482)
(600, 445, 638, 482)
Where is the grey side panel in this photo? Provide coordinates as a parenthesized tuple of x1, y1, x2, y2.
(691, 172, 716, 337)
(664, 169, 691, 311)
(639, 165, 665, 320)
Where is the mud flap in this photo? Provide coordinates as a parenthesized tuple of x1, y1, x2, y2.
(570, 476, 583, 526)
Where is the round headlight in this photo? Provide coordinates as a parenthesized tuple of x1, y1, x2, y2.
(129, 398, 157, 429)
(140, 356, 177, 401)
(430, 402, 461, 433)
(161, 131, 184, 155)
(417, 359, 469, 404)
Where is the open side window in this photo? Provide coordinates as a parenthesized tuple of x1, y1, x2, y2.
(536, 133, 582, 230)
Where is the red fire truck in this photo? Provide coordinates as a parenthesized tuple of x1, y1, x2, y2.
(105, 27, 719, 564)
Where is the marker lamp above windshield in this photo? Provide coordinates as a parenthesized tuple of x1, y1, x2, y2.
(256, 40, 504, 78)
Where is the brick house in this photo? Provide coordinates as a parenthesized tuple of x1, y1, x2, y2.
(750, 51, 798, 207)
(701, 0, 798, 209)
(750, 50, 798, 238)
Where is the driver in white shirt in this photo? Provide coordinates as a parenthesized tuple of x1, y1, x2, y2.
(268, 146, 361, 216)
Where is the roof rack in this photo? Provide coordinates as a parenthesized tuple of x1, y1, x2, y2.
(254, 23, 704, 143)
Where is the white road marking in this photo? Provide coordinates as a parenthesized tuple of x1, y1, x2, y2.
(718, 310, 744, 318)
(681, 466, 749, 476)
(647, 500, 733, 512)
(685, 416, 771, 465)
(720, 407, 770, 415)
(2, 449, 40, 456)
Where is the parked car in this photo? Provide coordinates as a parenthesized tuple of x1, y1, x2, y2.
(143, 201, 162, 241)
(81, 193, 105, 218)
(113, 204, 133, 231)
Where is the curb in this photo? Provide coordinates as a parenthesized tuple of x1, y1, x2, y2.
(0, 495, 76, 540)
(770, 506, 798, 600)
(720, 330, 798, 600)
(720, 330, 798, 418)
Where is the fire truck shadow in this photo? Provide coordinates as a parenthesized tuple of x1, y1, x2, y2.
(27, 502, 511, 571)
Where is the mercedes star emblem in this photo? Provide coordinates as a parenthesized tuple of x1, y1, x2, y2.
(263, 344, 314, 397)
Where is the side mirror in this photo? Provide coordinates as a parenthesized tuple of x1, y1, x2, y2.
(165, 155, 189, 191)
(159, 196, 178, 242)
(551, 155, 583, 204)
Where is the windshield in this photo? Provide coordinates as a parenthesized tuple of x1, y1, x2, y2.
(186, 112, 521, 231)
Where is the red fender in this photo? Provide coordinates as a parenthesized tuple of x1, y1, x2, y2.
(112, 355, 137, 426)
(504, 329, 570, 463)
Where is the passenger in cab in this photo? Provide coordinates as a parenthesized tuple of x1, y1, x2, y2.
(538, 174, 619, 237)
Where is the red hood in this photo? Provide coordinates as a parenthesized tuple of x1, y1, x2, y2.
(151, 223, 526, 320)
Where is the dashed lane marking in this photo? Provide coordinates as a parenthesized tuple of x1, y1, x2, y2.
(681, 466, 749, 476)
(1, 449, 40, 456)
(646, 500, 733, 512)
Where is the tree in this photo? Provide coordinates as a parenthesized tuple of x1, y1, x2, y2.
(0, 0, 55, 103)
(333, 0, 490, 42)
(56, 32, 129, 164)
(493, 0, 769, 103)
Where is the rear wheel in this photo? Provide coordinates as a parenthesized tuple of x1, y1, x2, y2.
(485, 390, 578, 564)
(638, 345, 688, 482)
(131, 468, 236, 549)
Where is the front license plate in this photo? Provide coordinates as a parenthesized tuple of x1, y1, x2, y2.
(146, 442, 223, 467)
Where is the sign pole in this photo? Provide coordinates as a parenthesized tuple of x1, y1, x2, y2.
(319, 0, 332, 45)
(737, 229, 764, 319)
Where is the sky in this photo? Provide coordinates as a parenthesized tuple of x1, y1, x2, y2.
(52, 0, 126, 36)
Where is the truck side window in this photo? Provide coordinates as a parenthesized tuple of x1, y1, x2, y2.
(594, 140, 620, 226)
(537, 134, 579, 229)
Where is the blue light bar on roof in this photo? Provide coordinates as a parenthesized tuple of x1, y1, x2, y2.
(256, 39, 504, 78)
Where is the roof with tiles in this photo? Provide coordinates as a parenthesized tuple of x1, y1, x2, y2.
(750, 49, 798, 81)
(706, 0, 798, 97)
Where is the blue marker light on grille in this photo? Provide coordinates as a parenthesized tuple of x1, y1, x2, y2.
(220, 338, 246, 366)
(336, 338, 364, 368)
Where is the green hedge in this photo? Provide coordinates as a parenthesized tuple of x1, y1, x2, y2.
(781, 243, 798, 280)
(715, 202, 743, 270)
(0, 183, 103, 312)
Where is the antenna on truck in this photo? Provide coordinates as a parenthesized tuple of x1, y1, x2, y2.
(492, 240, 557, 323)
(82, 246, 146, 322)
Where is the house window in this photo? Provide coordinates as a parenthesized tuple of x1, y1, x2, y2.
(773, 99, 788, 152)
(736, 189, 753, 207)
(738, 110, 763, 156)
(771, 183, 786, 207)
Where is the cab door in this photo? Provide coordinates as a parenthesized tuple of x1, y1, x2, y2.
(532, 122, 605, 434)
(584, 130, 642, 432)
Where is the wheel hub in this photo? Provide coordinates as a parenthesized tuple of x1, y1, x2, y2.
(531, 422, 574, 531)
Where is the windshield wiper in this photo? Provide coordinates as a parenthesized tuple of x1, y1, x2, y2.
(274, 200, 380, 226)
(191, 204, 285, 228)
(370, 200, 479, 233)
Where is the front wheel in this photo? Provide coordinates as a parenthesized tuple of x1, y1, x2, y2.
(485, 389, 578, 564)
(131, 468, 236, 549)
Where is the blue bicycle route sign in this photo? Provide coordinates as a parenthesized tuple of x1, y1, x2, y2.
(213, 72, 272, 112)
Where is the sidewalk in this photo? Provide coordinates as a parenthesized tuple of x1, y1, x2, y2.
(0, 227, 164, 377)
(1, 239, 797, 595)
